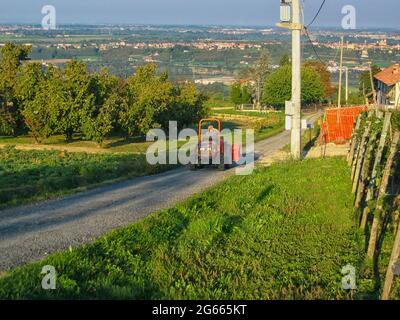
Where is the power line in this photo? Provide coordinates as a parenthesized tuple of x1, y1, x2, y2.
(303, 26, 326, 64)
(306, 0, 327, 28)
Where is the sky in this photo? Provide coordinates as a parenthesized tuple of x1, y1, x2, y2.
(0, 0, 398, 29)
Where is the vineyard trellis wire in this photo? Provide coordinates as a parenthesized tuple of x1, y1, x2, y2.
(348, 105, 400, 300)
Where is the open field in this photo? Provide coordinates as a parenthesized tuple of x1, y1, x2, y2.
(0, 157, 371, 299)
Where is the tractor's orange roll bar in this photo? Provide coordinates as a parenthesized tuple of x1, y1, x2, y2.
(198, 118, 221, 144)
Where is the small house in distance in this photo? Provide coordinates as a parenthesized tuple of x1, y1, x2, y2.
(374, 63, 400, 106)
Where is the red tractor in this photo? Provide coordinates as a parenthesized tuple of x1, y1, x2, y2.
(189, 118, 240, 171)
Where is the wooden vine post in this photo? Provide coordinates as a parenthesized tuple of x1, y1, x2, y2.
(354, 126, 379, 208)
(354, 111, 384, 208)
(381, 217, 400, 300)
(351, 126, 365, 183)
(367, 130, 400, 258)
(360, 113, 392, 229)
(348, 115, 362, 165)
(352, 115, 372, 194)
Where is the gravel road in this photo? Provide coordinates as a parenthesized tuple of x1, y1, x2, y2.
(0, 113, 321, 271)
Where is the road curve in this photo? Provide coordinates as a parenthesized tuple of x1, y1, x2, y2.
(0, 113, 320, 271)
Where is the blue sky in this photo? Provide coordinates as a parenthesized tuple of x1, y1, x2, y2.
(0, 0, 398, 28)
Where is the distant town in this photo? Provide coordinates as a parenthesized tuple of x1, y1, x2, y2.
(1, 24, 399, 86)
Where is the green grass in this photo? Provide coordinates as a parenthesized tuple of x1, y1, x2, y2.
(0, 157, 367, 300)
(0, 135, 153, 154)
(219, 113, 285, 143)
(204, 99, 235, 110)
(0, 146, 174, 208)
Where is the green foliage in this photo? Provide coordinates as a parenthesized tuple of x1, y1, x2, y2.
(0, 44, 207, 143)
(81, 68, 123, 145)
(303, 60, 334, 99)
(262, 65, 291, 107)
(262, 65, 325, 108)
(0, 157, 366, 300)
(279, 54, 291, 66)
(15, 63, 54, 143)
(164, 82, 208, 130)
(237, 50, 272, 104)
(0, 43, 31, 135)
(230, 82, 252, 105)
(391, 111, 400, 131)
(119, 64, 207, 137)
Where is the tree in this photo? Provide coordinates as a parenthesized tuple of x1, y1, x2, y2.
(230, 82, 243, 105)
(303, 60, 335, 99)
(359, 64, 381, 95)
(120, 64, 174, 137)
(15, 63, 52, 143)
(163, 82, 208, 130)
(0, 43, 31, 135)
(279, 54, 291, 67)
(55, 60, 95, 141)
(251, 50, 272, 105)
(262, 64, 324, 108)
(230, 82, 252, 105)
(81, 68, 124, 146)
(237, 50, 272, 105)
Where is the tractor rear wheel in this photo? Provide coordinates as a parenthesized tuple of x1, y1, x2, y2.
(218, 155, 226, 171)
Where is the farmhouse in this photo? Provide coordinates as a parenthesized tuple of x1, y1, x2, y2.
(374, 63, 400, 106)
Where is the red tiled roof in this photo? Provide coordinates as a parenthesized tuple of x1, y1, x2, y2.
(374, 64, 400, 86)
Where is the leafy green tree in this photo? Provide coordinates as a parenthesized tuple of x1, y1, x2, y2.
(241, 85, 252, 104)
(168, 82, 208, 129)
(301, 65, 325, 104)
(230, 82, 252, 105)
(230, 82, 243, 105)
(262, 65, 324, 108)
(81, 68, 124, 145)
(15, 63, 52, 143)
(303, 60, 334, 99)
(279, 54, 291, 66)
(121, 64, 174, 137)
(55, 60, 95, 141)
(0, 43, 31, 135)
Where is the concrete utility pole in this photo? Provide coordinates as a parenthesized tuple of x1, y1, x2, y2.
(338, 37, 344, 108)
(369, 61, 377, 104)
(290, 0, 302, 159)
(277, 0, 302, 159)
(345, 66, 349, 105)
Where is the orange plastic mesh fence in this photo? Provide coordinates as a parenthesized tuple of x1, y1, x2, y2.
(320, 106, 368, 144)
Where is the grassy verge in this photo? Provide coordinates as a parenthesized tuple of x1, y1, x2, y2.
(0, 146, 175, 209)
(0, 157, 366, 299)
(0, 135, 153, 154)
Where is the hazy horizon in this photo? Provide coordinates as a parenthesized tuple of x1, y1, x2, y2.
(0, 0, 398, 29)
